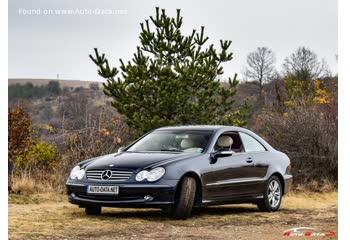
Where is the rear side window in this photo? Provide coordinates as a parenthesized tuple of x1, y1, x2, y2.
(239, 132, 266, 153)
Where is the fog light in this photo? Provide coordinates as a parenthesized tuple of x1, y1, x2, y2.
(70, 193, 76, 197)
(144, 195, 154, 201)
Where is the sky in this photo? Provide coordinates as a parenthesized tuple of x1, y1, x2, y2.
(9, 0, 338, 81)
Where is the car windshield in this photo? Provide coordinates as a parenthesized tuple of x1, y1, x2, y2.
(126, 130, 213, 153)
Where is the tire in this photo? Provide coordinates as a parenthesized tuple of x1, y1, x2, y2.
(85, 206, 102, 215)
(257, 175, 282, 212)
(170, 177, 196, 220)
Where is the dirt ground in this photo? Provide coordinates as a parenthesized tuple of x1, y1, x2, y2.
(8, 192, 337, 240)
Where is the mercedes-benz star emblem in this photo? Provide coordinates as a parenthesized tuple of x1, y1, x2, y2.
(101, 170, 112, 180)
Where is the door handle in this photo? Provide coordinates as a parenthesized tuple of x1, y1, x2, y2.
(246, 157, 253, 163)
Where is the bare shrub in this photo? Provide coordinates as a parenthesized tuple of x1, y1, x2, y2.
(62, 111, 131, 167)
(11, 176, 36, 195)
(9, 83, 133, 195)
(33, 171, 67, 193)
(8, 105, 33, 174)
(10, 171, 67, 195)
(49, 102, 132, 172)
(257, 102, 337, 185)
(293, 179, 337, 193)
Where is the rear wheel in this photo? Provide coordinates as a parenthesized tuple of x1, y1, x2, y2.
(170, 177, 196, 220)
(258, 176, 282, 212)
(85, 206, 102, 215)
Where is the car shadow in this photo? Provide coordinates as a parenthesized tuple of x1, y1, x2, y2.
(95, 205, 276, 220)
(193, 205, 259, 216)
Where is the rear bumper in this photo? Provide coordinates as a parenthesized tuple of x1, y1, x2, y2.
(284, 174, 293, 194)
(66, 181, 177, 208)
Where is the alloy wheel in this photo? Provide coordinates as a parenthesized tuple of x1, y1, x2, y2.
(268, 179, 281, 208)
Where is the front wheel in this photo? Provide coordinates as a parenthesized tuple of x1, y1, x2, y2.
(257, 176, 282, 212)
(170, 177, 196, 220)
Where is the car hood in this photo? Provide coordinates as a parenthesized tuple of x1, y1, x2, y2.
(84, 151, 199, 171)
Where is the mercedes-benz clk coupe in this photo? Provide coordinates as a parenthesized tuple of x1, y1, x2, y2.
(66, 125, 292, 219)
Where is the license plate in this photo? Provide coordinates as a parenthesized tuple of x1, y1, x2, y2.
(87, 185, 119, 195)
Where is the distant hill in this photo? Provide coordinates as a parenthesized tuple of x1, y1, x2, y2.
(8, 78, 104, 88)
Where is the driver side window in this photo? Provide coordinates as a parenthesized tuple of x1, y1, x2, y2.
(214, 132, 244, 153)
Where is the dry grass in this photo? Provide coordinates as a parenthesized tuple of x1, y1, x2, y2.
(10, 174, 67, 195)
(284, 191, 338, 211)
(8, 191, 338, 240)
(10, 176, 36, 195)
(293, 178, 337, 193)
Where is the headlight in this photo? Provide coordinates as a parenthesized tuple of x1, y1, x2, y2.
(147, 167, 166, 181)
(135, 167, 165, 182)
(70, 166, 85, 180)
(135, 170, 149, 181)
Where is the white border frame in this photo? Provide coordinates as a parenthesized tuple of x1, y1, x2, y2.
(2, 0, 347, 239)
(338, 0, 349, 239)
(1, 0, 8, 239)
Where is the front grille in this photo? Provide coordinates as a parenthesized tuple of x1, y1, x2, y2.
(86, 169, 133, 181)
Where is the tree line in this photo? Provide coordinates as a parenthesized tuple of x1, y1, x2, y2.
(8, 81, 61, 101)
(243, 46, 332, 89)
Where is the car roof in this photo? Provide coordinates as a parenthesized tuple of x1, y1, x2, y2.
(155, 125, 243, 131)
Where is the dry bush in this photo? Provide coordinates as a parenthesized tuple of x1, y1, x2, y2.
(293, 179, 337, 192)
(62, 112, 131, 168)
(250, 75, 337, 190)
(37, 89, 133, 172)
(8, 105, 33, 174)
(8, 105, 63, 194)
(256, 102, 337, 186)
(10, 171, 67, 195)
(10, 176, 36, 195)
(34, 173, 67, 194)
(9, 84, 133, 195)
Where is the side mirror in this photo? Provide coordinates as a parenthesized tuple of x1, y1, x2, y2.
(209, 150, 234, 164)
(118, 146, 126, 153)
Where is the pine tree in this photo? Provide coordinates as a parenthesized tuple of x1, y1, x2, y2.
(90, 7, 248, 135)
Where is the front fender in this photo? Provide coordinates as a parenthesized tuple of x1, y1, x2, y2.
(162, 154, 209, 181)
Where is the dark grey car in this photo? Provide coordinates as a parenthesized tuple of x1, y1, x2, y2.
(67, 125, 293, 219)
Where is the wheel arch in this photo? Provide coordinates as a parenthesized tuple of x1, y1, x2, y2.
(270, 172, 285, 195)
(175, 171, 203, 207)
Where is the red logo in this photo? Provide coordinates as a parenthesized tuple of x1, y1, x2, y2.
(283, 227, 337, 237)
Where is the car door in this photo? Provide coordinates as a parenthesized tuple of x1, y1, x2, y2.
(238, 132, 269, 194)
(207, 132, 257, 200)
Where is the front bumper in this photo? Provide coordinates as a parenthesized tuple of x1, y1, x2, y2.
(66, 180, 177, 208)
